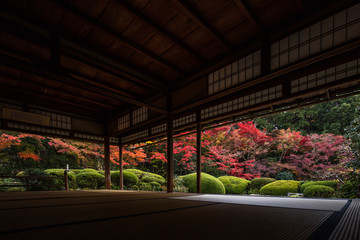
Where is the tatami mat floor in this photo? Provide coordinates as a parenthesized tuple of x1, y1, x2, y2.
(0, 190, 357, 240)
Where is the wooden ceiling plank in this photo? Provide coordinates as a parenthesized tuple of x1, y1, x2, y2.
(0, 51, 168, 114)
(0, 8, 168, 91)
(232, 0, 265, 36)
(113, 0, 206, 63)
(50, 0, 183, 75)
(171, 0, 231, 51)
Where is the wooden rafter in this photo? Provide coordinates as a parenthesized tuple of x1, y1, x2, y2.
(113, 0, 206, 63)
(0, 52, 169, 114)
(233, 0, 265, 36)
(50, 0, 183, 75)
(171, 0, 231, 51)
(0, 8, 168, 91)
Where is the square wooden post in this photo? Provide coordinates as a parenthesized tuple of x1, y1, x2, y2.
(167, 115, 174, 193)
(196, 111, 202, 193)
(118, 138, 124, 190)
(104, 136, 111, 189)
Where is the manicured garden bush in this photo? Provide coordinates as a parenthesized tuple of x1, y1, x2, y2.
(336, 181, 360, 199)
(111, 170, 139, 187)
(180, 172, 225, 194)
(218, 176, 250, 194)
(80, 168, 99, 174)
(300, 181, 338, 193)
(125, 169, 165, 184)
(304, 185, 335, 198)
(249, 177, 276, 194)
(76, 172, 105, 189)
(45, 169, 76, 189)
(260, 180, 301, 196)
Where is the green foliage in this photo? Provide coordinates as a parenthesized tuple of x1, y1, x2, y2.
(260, 180, 301, 196)
(76, 172, 105, 189)
(304, 185, 335, 198)
(336, 181, 360, 199)
(69, 169, 83, 175)
(256, 95, 360, 135)
(125, 169, 165, 185)
(173, 177, 189, 192)
(218, 176, 250, 194)
(111, 170, 139, 187)
(0, 178, 25, 192)
(44, 169, 76, 189)
(275, 171, 294, 180)
(80, 168, 98, 174)
(249, 178, 276, 194)
(300, 181, 338, 193)
(181, 172, 225, 194)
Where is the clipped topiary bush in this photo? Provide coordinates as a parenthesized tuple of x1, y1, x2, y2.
(181, 172, 225, 194)
(76, 172, 105, 189)
(125, 169, 166, 185)
(249, 177, 276, 194)
(80, 169, 99, 174)
(44, 169, 76, 189)
(304, 185, 335, 198)
(260, 180, 301, 196)
(300, 181, 338, 193)
(111, 170, 139, 187)
(218, 176, 250, 194)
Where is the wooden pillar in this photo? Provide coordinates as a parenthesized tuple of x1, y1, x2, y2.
(118, 138, 124, 190)
(196, 118, 202, 193)
(167, 115, 174, 193)
(104, 136, 111, 189)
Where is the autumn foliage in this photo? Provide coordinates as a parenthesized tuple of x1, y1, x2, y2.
(0, 121, 356, 181)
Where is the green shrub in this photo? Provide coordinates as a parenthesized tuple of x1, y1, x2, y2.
(304, 185, 335, 198)
(181, 172, 225, 194)
(97, 170, 105, 175)
(125, 169, 165, 185)
(125, 169, 146, 178)
(149, 182, 162, 191)
(69, 169, 83, 175)
(15, 168, 50, 191)
(44, 169, 76, 189)
(138, 182, 153, 191)
(76, 172, 105, 189)
(173, 177, 188, 192)
(0, 178, 25, 192)
(300, 181, 338, 193)
(81, 169, 99, 174)
(336, 181, 360, 199)
(218, 176, 250, 194)
(111, 171, 138, 187)
(249, 177, 276, 194)
(142, 176, 165, 185)
(275, 172, 294, 180)
(260, 180, 301, 196)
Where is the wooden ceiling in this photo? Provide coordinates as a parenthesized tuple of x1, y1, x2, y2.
(0, 0, 357, 121)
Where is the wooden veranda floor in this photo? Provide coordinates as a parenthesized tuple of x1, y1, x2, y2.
(0, 190, 358, 240)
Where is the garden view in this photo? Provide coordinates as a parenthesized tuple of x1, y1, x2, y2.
(1, 96, 360, 199)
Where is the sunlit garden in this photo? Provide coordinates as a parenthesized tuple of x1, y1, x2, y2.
(1, 96, 360, 199)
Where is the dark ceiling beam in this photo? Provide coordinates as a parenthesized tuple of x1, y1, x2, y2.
(232, 0, 265, 36)
(50, 0, 183, 75)
(173, 38, 360, 114)
(175, 0, 357, 89)
(0, 86, 105, 115)
(114, 0, 206, 63)
(0, 73, 120, 110)
(0, 52, 169, 114)
(171, 0, 231, 51)
(0, 8, 168, 91)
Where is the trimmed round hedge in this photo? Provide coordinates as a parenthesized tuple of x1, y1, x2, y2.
(180, 172, 225, 194)
(303, 185, 335, 198)
(44, 169, 76, 189)
(218, 176, 250, 194)
(125, 169, 166, 184)
(260, 180, 301, 196)
(111, 170, 139, 187)
(300, 181, 338, 193)
(249, 177, 276, 194)
(76, 172, 105, 189)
